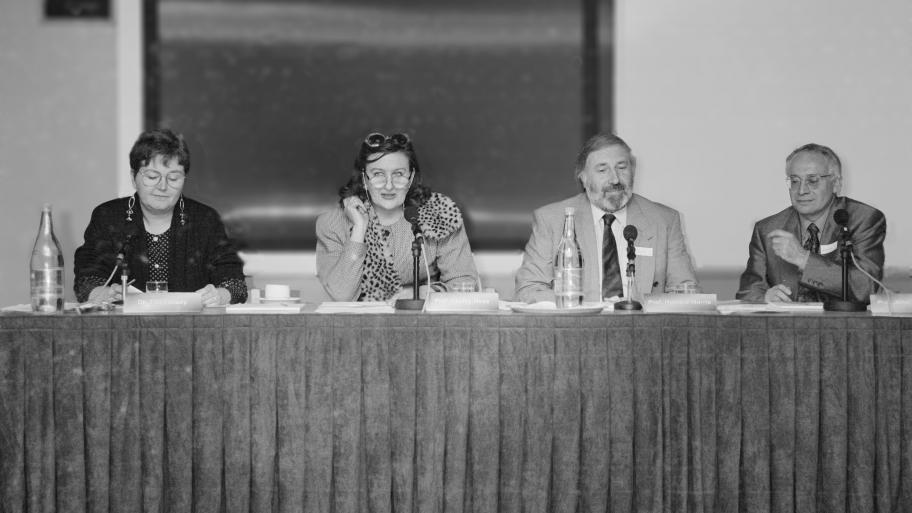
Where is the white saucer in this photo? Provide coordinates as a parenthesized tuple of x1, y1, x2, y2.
(260, 297, 301, 303)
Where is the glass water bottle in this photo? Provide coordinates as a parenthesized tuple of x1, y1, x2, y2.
(554, 207, 583, 308)
(30, 204, 65, 313)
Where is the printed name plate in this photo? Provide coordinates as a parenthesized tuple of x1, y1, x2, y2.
(124, 292, 203, 313)
(869, 293, 912, 315)
(425, 292, 499, 312)
(642, 293, 718, 313)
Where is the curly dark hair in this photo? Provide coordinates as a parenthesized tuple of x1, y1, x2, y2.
(338, 132, 432, 208)
(129, 128, 191, 177)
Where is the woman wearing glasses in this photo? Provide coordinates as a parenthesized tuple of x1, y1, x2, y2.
(73, 128, 247, 306)
(316, 132, 478, 301)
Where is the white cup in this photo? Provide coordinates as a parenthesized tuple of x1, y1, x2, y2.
(264, 284, 290, 299)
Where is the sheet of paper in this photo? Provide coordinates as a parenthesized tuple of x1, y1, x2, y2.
(315, 302, 395, 314)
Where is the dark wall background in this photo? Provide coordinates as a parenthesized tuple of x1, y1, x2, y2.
(157, 0, 609, 249)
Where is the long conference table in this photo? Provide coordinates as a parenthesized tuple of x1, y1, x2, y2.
(1, 310, 910, 513)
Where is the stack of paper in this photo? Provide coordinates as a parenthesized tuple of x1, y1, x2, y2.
(716, 300, 824, 314)
(226, 303, 303, 314)
(315, 301, 395, 314)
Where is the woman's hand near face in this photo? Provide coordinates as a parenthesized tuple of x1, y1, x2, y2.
(343, 196, 369, 243)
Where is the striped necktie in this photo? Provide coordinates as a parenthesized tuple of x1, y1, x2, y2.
(803, 223, 820, 254)
(602, 214, 623, 299)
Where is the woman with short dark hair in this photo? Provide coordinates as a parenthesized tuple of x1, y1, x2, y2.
(74, 128, 247, 306)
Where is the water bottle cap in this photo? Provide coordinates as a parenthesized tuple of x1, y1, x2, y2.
(42, 203, 52, 211)
(564, 207, 575, 216)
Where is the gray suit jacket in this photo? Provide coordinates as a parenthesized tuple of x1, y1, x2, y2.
(736, 196, 886, 303)
(514, 193, 698, 303)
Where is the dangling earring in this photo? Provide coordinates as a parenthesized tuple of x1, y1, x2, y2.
(126, 196, 135, 222)
(179, 196, 186, 226)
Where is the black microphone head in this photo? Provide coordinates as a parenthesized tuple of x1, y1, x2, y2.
(403, 205, 421, 235)
(623, 225, 638, 242)
(834, 209, 849, 226)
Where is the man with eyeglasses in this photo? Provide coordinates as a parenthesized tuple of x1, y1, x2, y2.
(736, 143, 886, 303)
(515, 133, 698, 303)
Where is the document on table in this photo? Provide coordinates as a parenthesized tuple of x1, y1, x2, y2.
(716, 300, 824, 314)
(225, 303, 304, 314)
(315, 302, 396, 314)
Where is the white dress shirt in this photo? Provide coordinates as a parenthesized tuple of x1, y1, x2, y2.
(589, 203, 629, 299)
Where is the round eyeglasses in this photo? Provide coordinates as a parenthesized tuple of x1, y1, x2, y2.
(786, 174, 831, 191)
(139, 169, 186, 188)
(364, 170, 412, 189)
(364, 132, 410, 149)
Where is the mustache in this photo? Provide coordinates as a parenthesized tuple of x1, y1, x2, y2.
(601, 184, 627, 193)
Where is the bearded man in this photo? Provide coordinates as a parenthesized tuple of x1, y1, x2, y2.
(515, 133, 698, 303)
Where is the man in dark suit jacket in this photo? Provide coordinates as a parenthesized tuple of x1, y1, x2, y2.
(736, 143, 886, 303)
(515, 134, 698, 303)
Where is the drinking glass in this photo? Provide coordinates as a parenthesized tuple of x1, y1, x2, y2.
(450, 281, 478, 293)
(146, 281, 168, 293)
(666, 282, 699, 294)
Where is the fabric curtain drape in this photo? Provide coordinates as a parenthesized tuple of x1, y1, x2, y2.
(1, 314, 909, 513)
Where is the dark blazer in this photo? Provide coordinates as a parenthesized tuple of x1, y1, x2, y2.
(74, 194, 246, 303)
(736, 196, 885, 303)
(514, 193, 698, 303)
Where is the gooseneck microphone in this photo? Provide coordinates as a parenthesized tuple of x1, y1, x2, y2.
(404, 206, 423, 239)
(615, 224, 643, 311)
(396, 205, 426, 310)
(834, 208, 849, 229)
(824, 208, 866, 312)
(118, 231, 134, 300)
(623, 225, 638, 262)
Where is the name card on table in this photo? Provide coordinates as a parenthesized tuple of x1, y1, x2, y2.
(424, 292, 499, 313)
(123, 292, 203, 314)
(642, 293, 717, 313)
(869, 293, 912, 315)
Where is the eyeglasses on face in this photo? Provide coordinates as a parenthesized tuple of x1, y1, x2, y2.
(139, 168, 186, 188)
(786, 174, 831, 191)
(364, 169, 412, 189)
(364, 132, 410, 149)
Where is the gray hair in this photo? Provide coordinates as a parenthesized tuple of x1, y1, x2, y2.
(575, 133, 633, 174)
(786, 143, 842, 176)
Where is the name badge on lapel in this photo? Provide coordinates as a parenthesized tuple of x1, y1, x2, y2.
(820, 242, 838, 255)
(635, 246, 653, 257)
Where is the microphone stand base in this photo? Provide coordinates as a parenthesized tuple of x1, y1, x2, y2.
(823, 299, 867, 312)
(614, 300, 643, 311)
(395, 299, 425, 311)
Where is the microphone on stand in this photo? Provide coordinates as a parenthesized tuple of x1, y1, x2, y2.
(118, 231, 134, 301)
(614, 224, 643, 311)
(395, 205, 426, 310)
(823, 208, 866, 312)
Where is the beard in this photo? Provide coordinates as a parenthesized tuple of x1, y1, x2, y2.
(586, 184, 631, 212)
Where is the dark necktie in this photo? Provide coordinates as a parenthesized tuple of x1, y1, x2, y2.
(803, 223, 820, 254)
(797, 223, 821, 302)
(602, 214, 623, 299)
